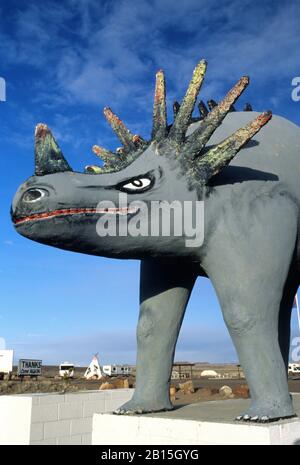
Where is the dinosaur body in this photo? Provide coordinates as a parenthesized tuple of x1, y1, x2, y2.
(12, 60, 299, 422)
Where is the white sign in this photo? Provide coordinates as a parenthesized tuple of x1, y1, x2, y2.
(0, 350, 13, 373)
(18, 359, 42, 376)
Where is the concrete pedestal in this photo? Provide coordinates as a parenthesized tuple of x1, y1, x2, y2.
(92, 394, 300, 445)
(0, 389, 133, 445)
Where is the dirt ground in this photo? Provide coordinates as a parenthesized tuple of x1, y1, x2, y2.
(173, 378, 300, 405)
(1, 365, 299, 405)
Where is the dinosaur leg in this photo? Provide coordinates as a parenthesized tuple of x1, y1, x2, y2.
(114, 259, 196, 414)
(203, 196, 298, 422)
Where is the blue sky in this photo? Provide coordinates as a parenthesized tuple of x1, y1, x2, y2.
(0, 0, 299, 366)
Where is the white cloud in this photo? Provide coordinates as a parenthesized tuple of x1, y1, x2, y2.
(1, 0, 299, 152)
(2, 0, 299, 108)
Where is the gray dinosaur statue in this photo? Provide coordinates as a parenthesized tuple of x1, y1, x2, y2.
(11, 59, 299, 422)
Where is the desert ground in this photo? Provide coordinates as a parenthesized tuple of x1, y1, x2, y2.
(1, 363, 299, 406)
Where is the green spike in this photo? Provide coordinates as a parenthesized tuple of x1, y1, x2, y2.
(194, 112, 272, 181)
(35, 124, 72, 175)
(92, 145, 119, 165)
(152, 70, 167, 141)
(184, 76, 249, 158)
(103, 107, 137, 150)
(169, 59, 207, 143)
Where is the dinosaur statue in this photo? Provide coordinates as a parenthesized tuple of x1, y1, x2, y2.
(11, 59, 299, 422)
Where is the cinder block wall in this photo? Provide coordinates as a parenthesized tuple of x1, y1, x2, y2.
(0, 389, 133, 445)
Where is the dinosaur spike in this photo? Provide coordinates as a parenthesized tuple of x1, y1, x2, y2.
(195, 111, 272, 181)
(244, 103, 253, 111)
(92, 145, 123, 169)
(173, 101, 180, 119)
(169, 59, 207, 143)
(103, 107, 136, 150)
(85, 165, 104, 174)
(132, 135, 144, 147)
(213, 76, 249, 115)
(35, 124, 72, 176)
(198, 100, 208, 119)
(184, 76, 250, 157)
(92, 145, 116, 162)
(207, 99, 218, 110)
(152, 70, 167, 141)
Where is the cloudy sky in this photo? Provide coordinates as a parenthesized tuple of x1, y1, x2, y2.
(0, 0, 299, 366)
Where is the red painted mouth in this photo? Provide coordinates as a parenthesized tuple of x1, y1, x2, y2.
(14, 207, 139, 225)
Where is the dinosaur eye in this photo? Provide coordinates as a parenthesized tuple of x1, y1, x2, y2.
(119, 177, 152, 192)
(22, 188, 47, 203)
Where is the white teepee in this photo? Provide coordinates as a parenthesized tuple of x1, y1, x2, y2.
(84, 353, 102, 380)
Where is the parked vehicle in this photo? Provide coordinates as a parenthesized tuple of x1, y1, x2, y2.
(0, 350, 13, 379)
(59, 362, 74, 378)
(288, 363, 300, 375)
(102, 364, 131, 377)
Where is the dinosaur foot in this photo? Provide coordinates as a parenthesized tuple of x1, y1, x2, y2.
(235, 403, 296, 423)
(114, 398, 174, 415)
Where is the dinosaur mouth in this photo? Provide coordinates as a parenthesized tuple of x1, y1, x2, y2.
(13, 206, 139, 225)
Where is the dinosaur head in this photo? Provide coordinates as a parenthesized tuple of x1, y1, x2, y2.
(11, 59, 271, 259)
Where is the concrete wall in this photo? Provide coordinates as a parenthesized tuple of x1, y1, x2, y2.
(0, 389, 133, 445)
